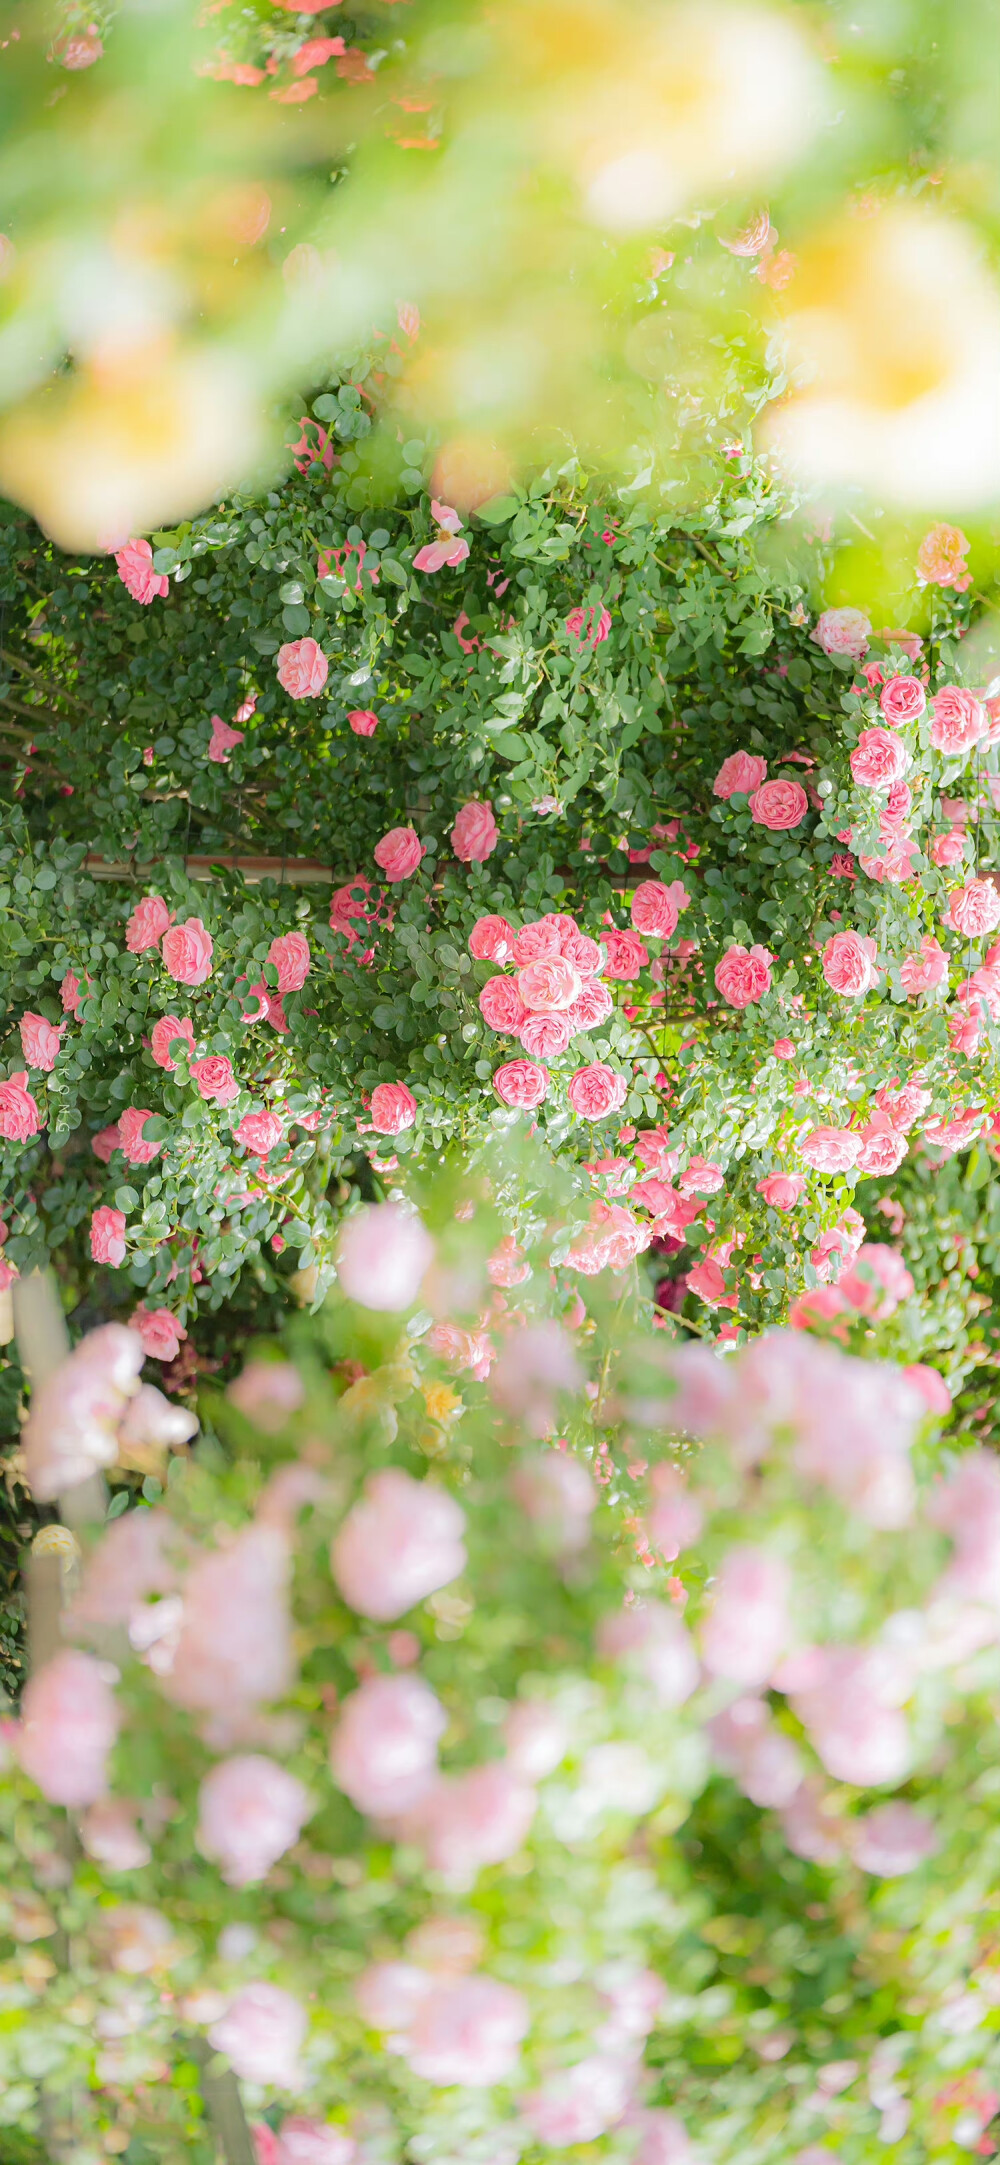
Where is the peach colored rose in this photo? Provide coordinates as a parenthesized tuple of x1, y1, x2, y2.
(929, 685, 986, 756)
(119, 1108, 162, 1166)
(945, 878, 1000, 938)
(370, 1082, 417, 1135)
(567, 1063, 628, 1119)
(348, 708, 378, 736)
(150, 1015, 194, 1071)
(850, 728, 909, 789)
(115, 539, 168, 604)
(493, 1060, 548, 1110)
(811, 608, 871, 661)
(916, 522, 971, 591)
(374, 827, 425, 882)
(191, 1056, 240, 1105)
(19, 1012, 62, 1072)
(798, 1125, 861, 1173)
(451, 800, 498, 863)
(126, 894, 172, 953)
(630, 880, 688, 939)
(756, 1172, 804, 1210)
(235, 1109, 284, 1156)
(276, 637, 328, 699)
(479, 977, 529, 1034)
(749, 779, 808, 830)
(91, 1206, 127, 1267)
(713, 751, 767, 799)
(565, 604, 612, 644)
(161, 917, 214, 986)
(517, 956, 581, 1013)
(719, 209, 773, 256)
(822, 930, 879, 997)
(714, 943, 772, 1008)
(468, 915, 516, 962)
(267, 931, 311, 993)
(132, 1306, 186, 1362)
(879, 675, 925, 726)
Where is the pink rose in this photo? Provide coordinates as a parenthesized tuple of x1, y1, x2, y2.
(822, 930, 879, 997)
(208, 1984, 306, 2089)
(331, 1467, 466, 1621)
(405, 1975, 530, 2087)
(854, 1115, 908, 1175)
(370, 1082, 417, 1135)
(61, 968, 84, 1015)
(899, 935, 947, 994)
(713, 751, 768, 800)
(756, 1172, 804, 1210)
(479, 976, 529, 1034)
(798, 1125, 861, 1173)
(517, 956, 581, 1013)
(630, 880, 689, 939)
(163, 1522, 294, 1719)
(91, 1122, 120, 1162)
(903, 1363, 951, 1416)
(17, 1648, 119, 1807)
(565, 604, 612, 645)
(879, 675, 926, 726)
(520, 1012, 572, 1059)
(916, 522, 971, 591)
(150, 1014, 194, 1070)
(929, 685, 986, 756)
(412, 1763, 537, 1879)
(521, 2057, 631, 2147)
(561, 927, 603, 974)
(19, 1012, 62, 1072)
(414, 502, 470, 574)
(118, 1108, 161, 1165)
(191, 1055, 240, 1105)
(511, 921, 561, 965)
(132, 1305, 186, 1363)
(487, 1234, 531, 1288)
(267, 931, 311, 992)
(469, 914, 516, 963)
(811, 608, 871, 661)
(22, 1321, 142, 1500)
(115, 538, 168, 605)
(719, 208, 773, 256)
(701, 1547, 790, 1687)
(348, 708, 379, 736)
(566, 979, 614, 1031)
(749, 779, 808, 830)
(686, 1258, 726, 1305)
(567, 1063, 628, 1119)
(161, 916, 214, 986)
(374, 826, 425, 882)
(235, 1109, 285, 1156)
(91, 1205, 127, 1267)
(331, 1673, 446, 1818)
(126, 894, 173, 953)
(946, 878, 1000, 938)
(714, 943, 772, 1008)
(337, 1202, 433, 1311)
(208, 714, 244, 763)
(930, 829, 966, 867)
(603, 928, 649, 979)
(276, 637, 328, 700)
(451, 800, 499, 863)
(494, 1060, 549, 1109)
(273, 2123, 354, 2165)
(0, 1070, 41, 1143)
(850, 728, 909, 789)
(772, 1038, 795, 1059)
(196, 1754, 311, 1886)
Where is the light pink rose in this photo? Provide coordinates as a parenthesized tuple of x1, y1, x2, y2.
(469, 914, 516, 963)
(517, 956, 581, 1013)
(234, 1108, 284, 1155)
(369, 1081, 417, 1135)
(494, 1059, 549, 1109)
(356, 1961, 434, 2032)
(268, 931, 311, 992)
(227, 1361, 305, 1431)
(275, 2122, 355, 2165)
(337, 1202, 433, 1311)
(132, 1305, 186, 1363)
(713, 750, 768, 799)
(903, 1363, 951, 1416)
(700, 1547, 789, 1687)
(115, 538, 168, 604)
(119, 1107, 162, 1165)
(565, 604, 612, 645)
(560, 926, 603, 973)
(405, 1976, 530, 2086)
(17, 1648, 119, 1806)
(119, 1384, 197, 1454)
(91, 1205, 127, 1268)
(899, 935, 947, 994)
(487, 1234, 531, 1288)
(23, 1321, 143, 1499)
(840, 1242, 914, 1318)
(946, 878, 1000, 938)
(630, 880, 689, 939)
(330, 1672, 446, 1817)
(348, 708, 379, 736)
(798, 1125, 861, 1173)
(331, 1468, 466, 1621)
(521, 2056, 631, 2147)
(851, 1801, 937, 1877)
(191, 1055, 239, 1105)
(520, 1012, 572, 1059)
(567, 1063, 628, 1119)
(566, 979, 614, 1031)
(208, 714, 244, 763)
(597, 1598, 699, 1706)
(854, 1115, 907, 1175)
(511, 921, 561, 965)
(413, 1764, 537, 1878)
(150, 1014, 194, 1070)
(197, 1754, 311, 1885)
(61, 968, 84, 1014)
(452, 800, 499, 863)
(165, 1523, 294, 1717)
(276, 637, 328, 699)
(822, 929, 879, 997)
(916, 522, 971, 591)
(714, 942, 772, 1008)
(783, 1646, 912, 1788)
(749, 779, 808, 830)
(756, 1172, 804, 1210)
(503, 1700, 569, 1779)
(879, 675, 926, 726)
(850, 728, 909, 789)
(414, 502, 470, 573)
(126, 894, 173, 954)
(811, 607, 871, 661)
(374, 826, 425, 882)
(630, 2109, 697, 2165)
(602, 928, 648, 980)
(209, 1984, 306, 2088)
(160, 915, 213, 987)
(929, 685, 986, 756)
(510, 1448, 597, 1555)
(930, 828, 966, 867)
(19, 1012, 62, 1072)
(79, 1797, 151, 1872)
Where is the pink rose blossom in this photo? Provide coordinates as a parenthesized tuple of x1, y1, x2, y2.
(903, 1363, 951, 1416)
(165, 1523, 294, 1718)
(208, 714, 245, 763)
(356, 1961, 434, 2032)
(479, 976, 529, 1034)
(822, 929, 879, 997)
(91, 1205, 127, 1268)
(930, 829, 966, 867)
(126, 894, 172, 953)
(115, 538, 168, 604)
(79, 1797, 151, 1872)
(521, 2056, 631, 2147)
(132, 1305, 186, 1363)
(119, 1384, 196, 1454)
(412, 1764, 537, 1879)
(274, 2124, 355, 2165)
(701, 1547, 789, 1686)
(414, 503, 471, 574)
(370, 1082, 417, 1135)
(719, 208, 773, 256)
(337, 1202, 433, 1311)
(603, 928, 649, 980)
(452, 800, 499, 863)
(374, 826, 425, 882)
(749, 779, 808, 830)
(566, 979, 614, 1031)
(511, 921, 561, 965)
(597, 1599, 699, 1707)
(17, 1648, 119, 1807)
(783, 1646, 912, 1788)
(469, 915, 516, 963)
(874, 1079, 931, 1131)
(879, 675, 926, 726)
(23, 1321, 143, 1499)
(494, 1059, 549, 1110)
(235, 1109, 284, 1156)
(0, 1070, 41, 1142)
(197, 1754, 311, 1885)
(568, 1063, 628, 1119)
(565, 604, 612, 645)
(929, 685, 986, 756)
(348, 708, 379, 736)
(209, 1984, 306, 2088)
(686, 1258, 726, 1305)
(118, 1108, 161, 1165)
(798, 1125, 861, 1173)
(276, 638, 328, 699)
(510, 1448, 597, 1556)
(520, 1012, 572, 1059)
(714, 942, 773, 1008)
(630, 880, 689, 939)
(899, 935, 947, 995)
(503, 1700, 569, 1778)
(161, 916, 213, 986)
(916, 522, 971, 591)
(330, 1673, 446, 1817)
(517, 956, 581, 1013)
(713, 751, 767, 799)
(61, 968, 84, 1014)
(190, 1054, 239, 1106)
(840, 1242, 914, 1318)
(756, 1172, 804, 1210)
(487, 1234, 531, 1288)
(630, 2110, 696, 2165)
(851, 1801, 937, 1877)
(331, 1468, 466, 1621)
(268, 932, 311, 992)
(150, 1015, 194, 1070)
(946, 878, 1000, 938)
(227, 1361, 305, 1432)
(854, 1115, 907, 1176)
(850, 728, 909, 789)
(405, 1976, 530, 2087)
(811, 608, 871, 661)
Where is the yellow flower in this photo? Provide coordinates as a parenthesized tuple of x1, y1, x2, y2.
(422, 1382, 463, 1426)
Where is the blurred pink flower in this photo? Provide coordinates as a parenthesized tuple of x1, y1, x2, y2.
(521, 2056, 631, 2146)
(565, 604, 612, 645)
(132, 1306, 185, 1363)
(916, 522, 971, 591)
(17, 1649, 119, 1806)
(331, 1468, 466, 1621)
(209, 1983, 307, 2087)
(811, 608, 871, 661)
(276, 638, 328, 699)
(348, 707, 379, 736)
(330, 1673, 446, 1817)
(414, 1763, 537, 1879)
(337, 1202, 433, 1311)
(405, 1975, 530, 2085)
(164, 1524, 295, 1717)
(197, 1754, 312, 1885)
(23, 1320, 143, 1499)
(208, 714, 245, 763)
(700, 1546, 790, 1687)
(79, 1797, 152, 1872)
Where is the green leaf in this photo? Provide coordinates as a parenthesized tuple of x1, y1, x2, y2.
(105, 1491, 130, 1521)
(114, 1186, 139, 1213)
(490, 731, 526, 760)
(476, 496, 519, 525)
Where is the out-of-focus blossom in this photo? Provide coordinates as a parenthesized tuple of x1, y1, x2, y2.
(331, 1468, 466, 1621)
(208, 1983, 307, 2088)
(337, 1202, 434, 1311)
(23, 1321, 143, 1500)
(17, 1648, 119, 1807)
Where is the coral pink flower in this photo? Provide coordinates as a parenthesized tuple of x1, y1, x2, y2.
(413, 1764, 537, 1879)
(132, 1305, 186, 1363)
(235, 1109, 284, 1156)
(772, 1038, 795, 1059)
(719, 208, 773, 255)
(208, 1984, 306, 2088)
(165, 1521, 294, 1720)
(197, 1754, 311, 1886)
(374, 826, 425, 882)
(677, 1156, 724, 1196)
(331, 1468, 466, 1621)
(517, 956, 581, 1013)
(414, 503, 471, 574)
(916, 522, 971, 591)
(60, 969, 84, 1015)
(330, 1673, 446, 1817)
(714, 943, 772, 1008)
(945, 878, 1000, 938)
(850, 728, 909, 789)
(91, 1205, 127, 1268)
(879, 675, 926, 726)
(191, 1055, 239, 1105)
(603, 928, 649, 979)
(348, 707, 379, 736)
(0, 1070, 41, 1142)
(756, 1172, 804, 1210)
(91, 1123, 120, 1161)
(568, 1063, 628, 1119)
(405, 1976, 530, 2086)
(565, 604, 612, 645)
(487, 1234, 531, 1287)
(17, 1648, 119, 1807)
(899, 935, 947, 995)
(23, 1321, 142, 1499)
(267, 931, 311, 992)
(480, 976, 529, 1034)
(19, 1012, 62, 1071)
(337, 1202, 433, 1311)
(713, 750, 768, 799)
(150, 1015, 194, 1071)
(811, 608, 871, 661)
(686, 1258, 726, 1305)
(161, 916, 213, 986)
(520, 1012, 572, 1059)
(276, 638, 328, 700)
(930, 829, 965, 867)
(208, 714, 245, 763)
(798, 1125, 861, 1173)
(494, 1059, 549, 1109)
(118, 1108, 161, 1166)
(370, 1082, 417, 1135)
(560, 926, 602, 973)
(452, 800, 499, 863)
(521, 2057, 631, 2147)
(929, 685, 986, 756)
(701, 1547, 790, 1687)
(511, 920, 561, 965)
(904, 1362, 951, 1417)
(822, 930, 879, 996)
(126, 894, 172, 953)
(854, 1115, 908, 1175)
(115, 539, 168, 604)
(749, 779, 808, 830)
(840, 1242, 914, 1317)
(469, 914, 516, 963)
(875, 1079, 931, 1130)
(566, 979, 614, 1031)
(630, 880, 689, 938)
